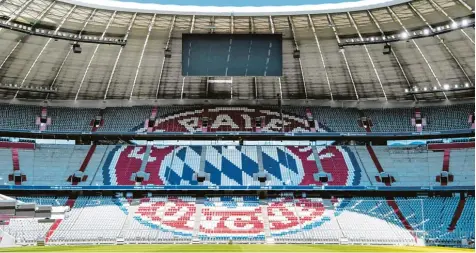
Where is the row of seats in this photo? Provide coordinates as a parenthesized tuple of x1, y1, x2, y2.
(4, 195, 473, 247)
(0, 144, 473, 187)
(0, 104, 473, 133)
(353, 146, 474, 187)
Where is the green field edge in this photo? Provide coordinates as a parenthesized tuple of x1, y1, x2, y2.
(0, 244, 472, 252)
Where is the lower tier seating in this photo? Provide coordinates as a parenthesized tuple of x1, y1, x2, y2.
(2, 195, 472, 247)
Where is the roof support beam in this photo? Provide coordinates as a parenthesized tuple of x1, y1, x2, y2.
(327, 14, 359, 100)
(156, 15, 175, 99)
(250, 17, 257, 98)
(387, 6, 448, 100)
(288, 16, 307, 99)
(250, 16, 255, 33)
(409, 3, 473, 87)
(229, 19, 233, 99)
(269, 16, 283, 99)
(74, 11, 116, 100)
(127, 13, 154, 100)
(230, 77, 233, 99)
(181, 15, 195, 99)
(253, 78, 257, 99)
(427, 0, 474, 44)
(308, 15, 333, 100)
(456, 0, 474, 13)
(189, 15, 195, 34)
(0, 0, 55, 71)
(0, 0, 34, 33)
(347, 12, 387, 100)
(14, 4, 76, 99)
(46, 9, 97, 100)
(367, 10, 417, 102)
(102, 13, 137, 100)
(210, 16, 215, 33)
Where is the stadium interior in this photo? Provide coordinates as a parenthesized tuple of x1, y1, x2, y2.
(0, 0, 474, 251)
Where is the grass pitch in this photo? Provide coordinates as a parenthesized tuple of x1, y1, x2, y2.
(0, 244, 472, 253)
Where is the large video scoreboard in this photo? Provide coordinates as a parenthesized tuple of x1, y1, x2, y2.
(182, 33, 282, 77)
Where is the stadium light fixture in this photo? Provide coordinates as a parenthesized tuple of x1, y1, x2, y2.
(443, 84, 450, 90)
(433, 86, 438, 91)
(400, 32, 409, 39)
(455, 84, 459, 88)
(423, 87, 428, 91)
(462, 19, 469, 27)
(413, 87, 419, 92)
(465, 83, 470, 87)
(423, 29, 430, 35)
(451, 22, 458, 29)
(404, 89, 409, 93)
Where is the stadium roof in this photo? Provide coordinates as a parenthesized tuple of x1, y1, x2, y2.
(0, 0, 474, 102)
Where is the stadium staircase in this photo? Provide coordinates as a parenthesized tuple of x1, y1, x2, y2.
(256, 146, 264, 172)
(11, 148, 21, 185)
(260, 199, 273, 243)
(45, 197, 76, 243)
(199, 146, 207, 176)
(65, 198, 76, 209)
(11, 149, 19, 172)
(366, 145, 393, 186)
(311, 146, 324, 172)
(193, 198, 204, 239)
(442, 150, 450, 173)
(448, 194, 466, 231)
(386, 197, 414, 235)
(69, 144, 97, 185)
(44, 219, 62, 243)
(139, 145, 152, 172)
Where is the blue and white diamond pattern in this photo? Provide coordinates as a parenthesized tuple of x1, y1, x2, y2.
(204, 146, 260, 186)
(261, 146, 305, 185)
(159, 146, 202, 185)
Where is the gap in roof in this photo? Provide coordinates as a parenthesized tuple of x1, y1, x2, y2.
(116, 0, 360, 7)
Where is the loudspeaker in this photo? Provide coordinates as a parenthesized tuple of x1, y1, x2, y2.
(319, 176, 328, 183)
(148, 118, 156, 127)
(293, 49, 300, 59)
(165, 49, 171, 58)
(258, 175, 266, 183)
(135, 176, 144, 183)
(197, 175, 205, 182)
(383, 44, 391, 55)
(255, 117, 261, 127)
(73, 44, 82, 54)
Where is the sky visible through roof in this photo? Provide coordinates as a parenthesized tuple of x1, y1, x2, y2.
(116, 0, 359, 6)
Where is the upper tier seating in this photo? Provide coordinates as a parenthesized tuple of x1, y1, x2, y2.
(3, 195, 472, 247)
(0, 103, 473, 133)
(420, 104, 475, 131)
(0, 144, 473, 187)
(309, 107, 364, 133)
(362, 108, 414, 132)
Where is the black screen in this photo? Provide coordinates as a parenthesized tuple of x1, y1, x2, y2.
(182, 33, 282, 77)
